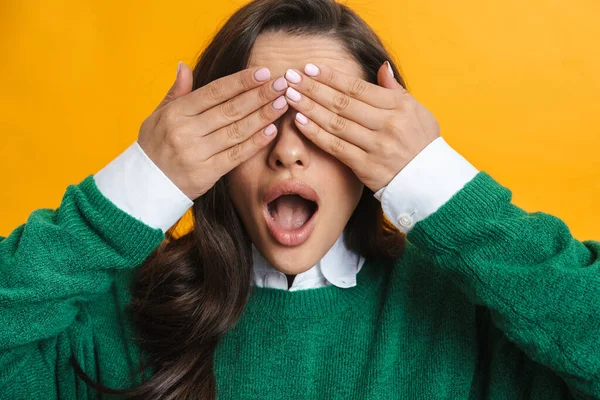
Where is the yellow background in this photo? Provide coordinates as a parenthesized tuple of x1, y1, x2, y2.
(0, 0, 598, 240)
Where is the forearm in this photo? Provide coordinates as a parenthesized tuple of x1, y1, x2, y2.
(376, 139, 600, 397)
(408, 172, 600, 396)
(0, 174, 165, 349)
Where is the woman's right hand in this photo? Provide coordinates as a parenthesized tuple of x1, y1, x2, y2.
(137, 62, 289, 201)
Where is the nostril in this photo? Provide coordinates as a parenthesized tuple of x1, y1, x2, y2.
(296, 160, 303, 165)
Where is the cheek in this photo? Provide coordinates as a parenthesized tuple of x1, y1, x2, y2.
(227, 161, 261, 214)
(322, 158, 364, 211)
(342, 170, 364, 211)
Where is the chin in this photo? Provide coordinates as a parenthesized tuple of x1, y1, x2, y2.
(261, 243, 322, 275)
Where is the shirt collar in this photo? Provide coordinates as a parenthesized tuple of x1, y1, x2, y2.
(251, 231, 366, 291)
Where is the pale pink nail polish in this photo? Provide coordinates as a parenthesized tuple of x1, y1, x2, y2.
(386, 61, 394, 78)
(272, 96, 287, 110)
(285, 69, 302, 84)
(273, 77, 288, 91)
(304, 64, 319, 76)
(254, 68, 271, 82)
(264, 124, 277, 136)
(286, 87, 301, 102)
(296, 113, 308, 125)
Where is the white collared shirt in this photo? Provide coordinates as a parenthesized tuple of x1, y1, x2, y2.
(94, 137, 478, 291)
(251, 232, 366, 291)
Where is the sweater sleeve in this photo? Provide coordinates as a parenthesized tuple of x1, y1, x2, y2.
(0, 174, 165, 350)
(405, 171, 600, 399)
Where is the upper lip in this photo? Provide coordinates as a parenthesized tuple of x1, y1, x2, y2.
(263, 179, 320, 205)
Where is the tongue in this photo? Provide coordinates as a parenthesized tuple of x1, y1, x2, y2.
(270, 194, 314, 230)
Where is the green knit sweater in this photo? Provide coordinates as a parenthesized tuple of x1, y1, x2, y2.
(0, 171, 599, 399)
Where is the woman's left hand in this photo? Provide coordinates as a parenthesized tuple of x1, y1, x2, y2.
(284, 62, 441, 193)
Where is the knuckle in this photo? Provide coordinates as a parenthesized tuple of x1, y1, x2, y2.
(258, 105, 273, 124)
(240, 71, 255, 91)
(307, 125, 321, 141)
(158, 107, 182, 134)
(328, 137, 345, 156)
(370, 137, 383, 153)
(325, 70, 336, 88)
(220, 99, 241, 121)
(304, 79, 320, 95)
(205, 81, 223, 102)
(257, 83, 271, 103)
(225, 121, 244, 142)
(250, 131, 263, 150)
(385, 115, 402, 135)
(165, 127, 185, 149)
(347, 78, 368, 98)
(329, 114, 347, 133)
(160, 105, 178, 124)
(304, 99, 316, 113)
(332, 92, 351, 113)
(227, 143, 242, 162)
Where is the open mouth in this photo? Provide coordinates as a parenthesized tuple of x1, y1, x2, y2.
(262, 181, 320, 247)
(266, 194, 318, 230)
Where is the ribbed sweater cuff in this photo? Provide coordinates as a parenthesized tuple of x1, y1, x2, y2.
(75, 174, 165, 265)
(406, 171, 512, 252)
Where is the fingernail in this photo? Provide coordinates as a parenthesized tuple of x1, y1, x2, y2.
(386, 61, 394, 78)
(296, 112, 308, 125)
(285, 69, 302, 84)
(304, 63, 319, 76)
(273, 77, 288, 91)
(286, 87, 301, 102)
(255, 68, 271, 82)
(264, 124, 277, 136)
(272, 96, 287, 110)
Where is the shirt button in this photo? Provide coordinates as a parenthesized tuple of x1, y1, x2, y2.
(398, 214, 413, 227)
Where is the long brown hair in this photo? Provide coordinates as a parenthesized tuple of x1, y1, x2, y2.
(72, 0, 407, 398)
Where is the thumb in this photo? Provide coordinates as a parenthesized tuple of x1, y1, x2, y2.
(156, 61, 193, 110)
(377, 61, 404, 91)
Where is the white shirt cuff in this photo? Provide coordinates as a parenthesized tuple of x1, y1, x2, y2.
(93, 141, 194, 233)
(373, 137, 479, 234)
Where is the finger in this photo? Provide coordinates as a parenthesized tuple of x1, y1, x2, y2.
(177, 67, 274, 116)
(285, 68, 384, 130)
(154, 61, 193, 112)
(201, 95, 289, 156)
(284, 86, 374, 152)
(193, 76, 288, 136)
(297, 63, 402, 111)
(209, 121, 279, 178)
(292, 111, 366, 171)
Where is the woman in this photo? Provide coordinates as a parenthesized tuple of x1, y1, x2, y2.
(1, 0, 598, 398)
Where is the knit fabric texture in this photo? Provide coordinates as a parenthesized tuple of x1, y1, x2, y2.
(0, 171, 598, 399)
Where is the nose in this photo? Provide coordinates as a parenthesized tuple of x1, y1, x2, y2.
(267, 112, 312, 171)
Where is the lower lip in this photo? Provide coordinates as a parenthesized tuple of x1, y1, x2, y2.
(263, 204, 318, 247)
